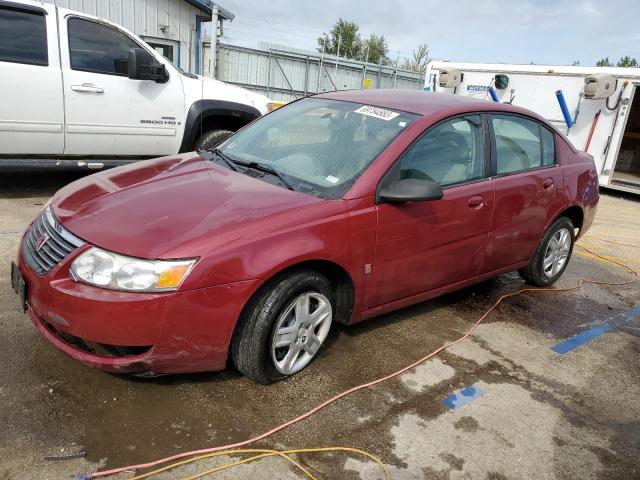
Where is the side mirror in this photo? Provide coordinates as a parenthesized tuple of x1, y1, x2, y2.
(379, 178, 444, 204)
(128, 48, 168, 83)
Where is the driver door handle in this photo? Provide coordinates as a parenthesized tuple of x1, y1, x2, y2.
(71, 83, 104, 94)
(468, 195, 486, 208)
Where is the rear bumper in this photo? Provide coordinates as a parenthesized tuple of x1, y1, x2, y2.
(17, 244, 260, 374)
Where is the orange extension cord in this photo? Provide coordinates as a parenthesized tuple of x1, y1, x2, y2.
(91, 240, 638, 478)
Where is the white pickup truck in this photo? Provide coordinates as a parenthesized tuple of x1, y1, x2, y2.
(0, 0, 272, 169)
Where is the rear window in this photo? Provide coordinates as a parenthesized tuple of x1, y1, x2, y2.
(541, 127, 556, 166)
(492, 115, 543, 174)
(0, 7, 48, 66)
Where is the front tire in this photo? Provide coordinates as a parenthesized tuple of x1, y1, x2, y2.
(518, 216, 575, 287)
(193, 129, 233, 151)
(231, 271, 334, 384)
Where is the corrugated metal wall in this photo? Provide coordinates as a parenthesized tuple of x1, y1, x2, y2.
(41, 0, 209, 73)
(214, 43, 425, 102)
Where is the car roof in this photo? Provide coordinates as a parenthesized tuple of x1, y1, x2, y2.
(315, 89, 543, 120)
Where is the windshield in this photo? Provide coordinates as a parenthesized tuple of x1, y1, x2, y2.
(216, 98, 419, 199)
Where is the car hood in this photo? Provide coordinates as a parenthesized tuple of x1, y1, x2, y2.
(52, 154, 321, 259)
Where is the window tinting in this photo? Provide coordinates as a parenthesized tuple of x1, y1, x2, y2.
(492, 115, 543, 174)
(400, 115, 485, 187)
(68, 18, 139, 75)
(0, 7, 47, 66)
(541, 127, 556, 166)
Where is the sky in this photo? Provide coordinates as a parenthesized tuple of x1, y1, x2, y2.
(212, 0, 640, 67)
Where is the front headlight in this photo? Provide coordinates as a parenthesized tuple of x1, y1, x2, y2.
(70, 247, 196, 292)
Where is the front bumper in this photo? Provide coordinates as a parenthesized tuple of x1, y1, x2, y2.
(15, 241, 260, 374)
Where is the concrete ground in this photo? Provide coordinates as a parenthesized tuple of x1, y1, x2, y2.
(0, 171, 639, 480)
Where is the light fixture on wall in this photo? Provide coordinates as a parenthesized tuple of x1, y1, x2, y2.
(159, 24, 170, 34)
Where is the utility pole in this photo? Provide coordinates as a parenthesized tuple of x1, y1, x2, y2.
(362, 43, 370, 89)
(316, 39, 325, 93)
(334, 34, 341, 91)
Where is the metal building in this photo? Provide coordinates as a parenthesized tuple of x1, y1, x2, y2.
(41, 0, 233, 75)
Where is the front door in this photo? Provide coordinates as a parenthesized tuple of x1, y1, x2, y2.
(59, 16, 184, 156)
(371, 114, 494, 307)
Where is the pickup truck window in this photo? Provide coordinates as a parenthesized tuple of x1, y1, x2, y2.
(68, 17, 138, 75)
(0, 6, 47, 66)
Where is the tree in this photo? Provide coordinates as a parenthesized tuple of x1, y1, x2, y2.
(362, 34, 388, 64)
(318, 20, 389, 64)
(571, 60, 581, 66)
(402, 44, 430, 74)
(318, 19, 362, 60)
(596, 57, 613, 67)
(617, 56, 638, 67)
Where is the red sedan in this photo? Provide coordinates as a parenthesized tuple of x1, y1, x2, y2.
(11, 90, 598, 383)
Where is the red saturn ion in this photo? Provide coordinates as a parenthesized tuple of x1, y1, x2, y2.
(11, 90, 598, 384)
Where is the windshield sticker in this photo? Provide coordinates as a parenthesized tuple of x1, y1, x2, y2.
(326, 175, 340, 184)
(398, 121, 407, 128)
(354, 105, 400, 121)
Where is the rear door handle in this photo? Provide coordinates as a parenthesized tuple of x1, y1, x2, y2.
(543, 178, 554, 190)
(468, 195, 486, 208)
(71, 83, 104, 94)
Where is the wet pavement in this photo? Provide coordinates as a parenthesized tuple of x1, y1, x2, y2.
(0, 171, 639, 480)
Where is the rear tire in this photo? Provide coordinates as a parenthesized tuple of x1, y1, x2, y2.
(518, 216, 575, 287)
(193, 129, 233, 151)
(231, 270, 334, 384)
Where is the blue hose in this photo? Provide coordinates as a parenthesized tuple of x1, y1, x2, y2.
(555, 90, 574, 129)
(489, 87, 499, 102)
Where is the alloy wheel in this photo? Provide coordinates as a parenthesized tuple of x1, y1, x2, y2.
(543, 227, 572, 278)
(270, 292, 332, 375)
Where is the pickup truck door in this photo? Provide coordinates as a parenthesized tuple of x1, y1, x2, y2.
(58, 14, 185, 156)
(0, 2, 64, 155)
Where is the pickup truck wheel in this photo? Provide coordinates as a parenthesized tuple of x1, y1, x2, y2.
(231, 271, 334, 384)
(518, 216, 575, 287)
(193, 129, 233, 151)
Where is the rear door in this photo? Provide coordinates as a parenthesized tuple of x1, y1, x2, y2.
(59, 14, 184, 156)
(0, 2, 63, 155)
(484, 114, 564, 272)
(371, 114, 495, 307)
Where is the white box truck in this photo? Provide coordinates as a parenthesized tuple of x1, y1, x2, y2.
(0, 0, 273, 170)
(426, 61, 640, 194)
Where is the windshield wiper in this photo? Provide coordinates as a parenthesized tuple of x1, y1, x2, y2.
(208, 148, 239, 172)
(237, 160, 296, 191)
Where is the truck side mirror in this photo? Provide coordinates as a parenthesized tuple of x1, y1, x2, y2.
(127, 48, 168, 83)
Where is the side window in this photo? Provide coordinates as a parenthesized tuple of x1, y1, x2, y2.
(541, 127, 556, 166)
(492, 115, 544, 174)
(68, 18, 139, 75)
(0, 7, 47, 66)
(400, 115, 485, 187)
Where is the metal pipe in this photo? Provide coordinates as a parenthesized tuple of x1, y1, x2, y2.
(584, 110, 601, 152)
(489, 87, 499, 102)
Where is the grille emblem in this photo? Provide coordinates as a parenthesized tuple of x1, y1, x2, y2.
(35, 233, 49, 252)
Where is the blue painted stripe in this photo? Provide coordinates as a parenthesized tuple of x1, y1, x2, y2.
(552, 324, 613, 354)
(443, 384, 484, 410)
(552, 306, 640, 355)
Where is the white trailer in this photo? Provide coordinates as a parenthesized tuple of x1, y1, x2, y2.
(426, 61, 640, 194)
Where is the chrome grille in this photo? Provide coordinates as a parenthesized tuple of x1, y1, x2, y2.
(22, 207, 84, 275)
